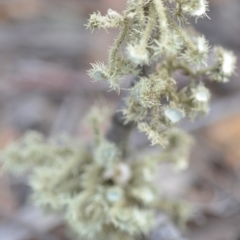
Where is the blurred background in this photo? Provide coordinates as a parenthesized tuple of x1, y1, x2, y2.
(0, 0, 240, 239)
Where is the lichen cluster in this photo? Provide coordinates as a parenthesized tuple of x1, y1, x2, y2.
(0, 0, 237, 240)
(1, 128, 192, 239)
(0, 98, 193, 239)
(87, 0, 236, 147)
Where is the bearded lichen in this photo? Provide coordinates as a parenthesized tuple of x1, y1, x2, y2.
(1, 0, 237, 240)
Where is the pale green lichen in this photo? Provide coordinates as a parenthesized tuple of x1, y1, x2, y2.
(1, 132, 159, 239)
(86, 0, 236, 147)
(0, 0, 237, 239)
